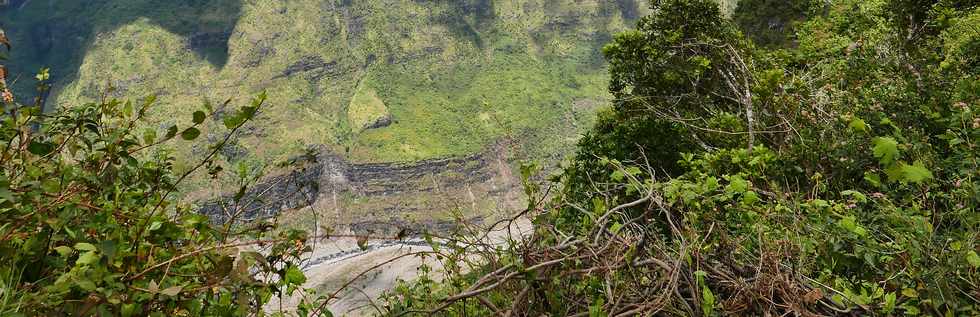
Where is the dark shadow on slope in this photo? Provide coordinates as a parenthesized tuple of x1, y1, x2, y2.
(413, 0, 494, 49)
(533, 0, 643, 68)
(616, 0, 640, 20)
(0, 0, 242, 99)
(732, 0, 811, 48)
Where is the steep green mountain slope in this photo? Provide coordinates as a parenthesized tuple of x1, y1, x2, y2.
(1, 0, 646, 171)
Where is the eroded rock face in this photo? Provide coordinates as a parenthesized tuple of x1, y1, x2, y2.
(275, 56, 340, 81)
(198, 153, 329, 224)
(199, 143, 520, 233)
(361, 113, 391, 130)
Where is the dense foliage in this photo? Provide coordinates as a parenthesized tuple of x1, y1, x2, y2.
(383, 0, 979, 315)
(0, 36, 313, 315)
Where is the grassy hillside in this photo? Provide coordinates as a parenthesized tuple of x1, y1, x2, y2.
(0, 0, 646, 175)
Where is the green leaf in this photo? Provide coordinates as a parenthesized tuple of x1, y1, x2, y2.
(885, 163, 904, 183)
(0, 187, 13, 203)
(841, 190, 867, 203)
(703, 176, 719, 191)
(284, 265, 306, 285)
(610, 170, 625, 182)
(589, 298, 607, 317)
(967, 250, 980, 268)
(121, 304, 139, 317)
(241, 106, 258, 120)
(701, 285, 716, 315)
(872, 137, 899, 165)
(35, 68, 49, 81)
(53, 246, 73, 257)
(74, 242, 97, 251)
(625, 166, 642, 176)
(848, 117, 868, 133)
(122, 101, 134, 118)
(180, 127, 201, 141)
(223, 114, 244, 129)
(902, 304, 920, 315)
(148, 221, 162, 231)
(725, 175, 749, 194)
(192, 111, 206, 124)
(75, 279, 96, 291)
(27, 141, 54, 156)
(99, 240, 117, 261)
(839, 216, 867, 237)
(883, 292, 896, 313)
(609, 222, 623, 234)
(810, 199, 830, 209)
(690, 55, 711, 69)
(901, 288, 918, 298)
(898, 161, 933, 184)
(165, 125, 179, 139)
(143, 95, 157, 108)
(76, 251, 100, 266)
(863, 172, 882, 188)
(741, 191, 759, 205)
(694, 270, 707, 283)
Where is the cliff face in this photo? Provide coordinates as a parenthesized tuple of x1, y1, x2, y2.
(1, 0, 647, 227)
(1, 0, 645, 167)
(200, 142, 520, 233)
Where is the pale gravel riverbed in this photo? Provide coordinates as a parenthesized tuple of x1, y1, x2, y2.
(266, 218, 532, 316)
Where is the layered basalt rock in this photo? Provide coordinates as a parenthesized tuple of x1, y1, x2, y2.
(199, 143, 520, 233)
(275, 56, 340, 81)
(197, 154, 326, 224)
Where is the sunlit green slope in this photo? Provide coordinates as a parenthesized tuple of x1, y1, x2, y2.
(2, 0, 647, 168)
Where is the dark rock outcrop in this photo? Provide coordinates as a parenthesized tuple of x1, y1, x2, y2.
(198, 154, 327, 224)
(275, 56, 339, 81)
(361, 114, 392, 130)
(199, 143, 520, 233)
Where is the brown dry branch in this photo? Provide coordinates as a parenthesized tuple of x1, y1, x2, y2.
(373, 156, 854, 317)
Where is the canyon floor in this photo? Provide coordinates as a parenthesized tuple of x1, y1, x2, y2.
(267, 218, 533, 316)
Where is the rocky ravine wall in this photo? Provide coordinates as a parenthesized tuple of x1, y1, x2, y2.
(199, 143, 521, 234)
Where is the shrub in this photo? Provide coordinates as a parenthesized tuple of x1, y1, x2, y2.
(0, 30, 311, 316)
(381, 0, 979, 315)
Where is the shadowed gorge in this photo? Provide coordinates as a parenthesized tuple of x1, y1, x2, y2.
(0, 0, 243, 95)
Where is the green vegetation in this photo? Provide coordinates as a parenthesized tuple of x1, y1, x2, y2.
(2, 0, 978, 316)
(1, 0, 644, 172)
(0, 39, 314, 315)
(347, 83, 388, 133)
(382, 0, 979, 315)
